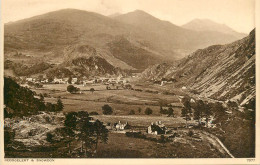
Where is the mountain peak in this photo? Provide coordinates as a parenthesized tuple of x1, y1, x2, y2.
(182, 18, 247, 39)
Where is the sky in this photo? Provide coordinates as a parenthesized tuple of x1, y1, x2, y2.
(2, 0, 255, 33)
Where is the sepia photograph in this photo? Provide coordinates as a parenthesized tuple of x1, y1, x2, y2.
(0, 0, 258, 163)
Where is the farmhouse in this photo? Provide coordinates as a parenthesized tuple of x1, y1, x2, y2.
(199, 116, 216, 128)
(72, 78, 78, 84)
(26, 78, 35, 82)
(53, 78, 64, 84)
(115, 121, 130, 130)
(83, 80, 95, 86)
(147, 121, 167, 135)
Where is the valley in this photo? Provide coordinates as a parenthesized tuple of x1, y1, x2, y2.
(3, 8, 255, 159)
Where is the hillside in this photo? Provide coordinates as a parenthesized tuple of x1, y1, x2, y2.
(182, 19, 247, 39)
(4, 9, 245, 75)
(141, 29, 255, 104)
(113, 10, 244, 58)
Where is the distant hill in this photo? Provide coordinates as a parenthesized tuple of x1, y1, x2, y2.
(182, 19, 247, 39)
(4, 9, 246, 76)
(141, 29, 255, 104)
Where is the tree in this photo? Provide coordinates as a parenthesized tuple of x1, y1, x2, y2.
(55, 98, 64, 111)
(93, 120, 108, 153)
(64, 112, 78, 154)
(210, 102, 227, 124)
(138, 107, 142, 114)
(48, 77, 54, 83)
(102, 104, 113, 115)
(145, 107, 153, 115)
(129, 110, 135, 115)
(46, 102, 56, 112)
(39, 93, 44, 102)
(181, 107, 189, 128)
(67, 85, 79, 94)
(89, 111, 99, 115)
(167, 107, 174, 117)
(77, 111, 95, 156)
(90, 88, 95, 93)
(46, 132, 53, 142)
(204, 102, 212, 127)
(182, 97, 192, 115)
(68, 77, 72, 84)
(159, 106, 168, 115)
(194, 100, 205, 129)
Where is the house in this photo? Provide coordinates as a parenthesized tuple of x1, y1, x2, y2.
(115, 121, 130, 130)
(41, 79, 49, 83)
(63, 78, 69, 84)
(83, 80, 95, 86)
(199, 116, 216, 128)
(147, 121, 167, 135)
(72, 78, 78, 84)
(160, 81, 167, 86)
(108, 78, 117, 84)
(26, 78, 34, 82)
(54, 78, 63, 84)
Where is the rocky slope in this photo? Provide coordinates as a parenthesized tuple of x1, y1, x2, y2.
(141, 29, 255, 104)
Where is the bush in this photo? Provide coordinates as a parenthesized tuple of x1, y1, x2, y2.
(46, 132, 53, 142)
(89, 111, 99, 115)
(67, 85, 79, 94)
(187, 130, 194, 137)
(102, 104, 113, 115)
(145, 108, 153, 115)
(129, 110, 135, 115)
(90, 88, 95, 93)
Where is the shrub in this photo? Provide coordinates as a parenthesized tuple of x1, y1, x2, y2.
(129, 110, 135, 115)
(145, 108, 153, 115)
(67, 85, 79, 93)
(102, 104, 113, 115)
(188, 130, 194, 137)
(90, 88, 95, 93)
(89, 111, 99, 115)
(46, 132, 53, 142)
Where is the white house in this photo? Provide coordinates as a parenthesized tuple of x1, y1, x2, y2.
(72, 78, 78, 84)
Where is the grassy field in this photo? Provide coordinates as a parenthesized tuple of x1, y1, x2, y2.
(33, 84, 183, 117)
(96, 132, 226, 158)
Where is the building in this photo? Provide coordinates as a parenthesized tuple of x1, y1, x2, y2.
(72, 78, 78, 84)
(147, 121, 167, 135)
(83, 79, 95, 86)
(53, 78, 63, 84)
(115, 121, 130, 130)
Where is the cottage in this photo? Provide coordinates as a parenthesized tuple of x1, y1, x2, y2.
(72, 78, 78, 84)
(147, 121, 167, 135)
(54, 78, 63, 84)
(83, 80, 95, 86)
(26, 78, 34, 82)
(115, 121, 130, 130)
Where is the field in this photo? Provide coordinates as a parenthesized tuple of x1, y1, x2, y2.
(21, 83, 234, 158)
(32, 83, 183, 116)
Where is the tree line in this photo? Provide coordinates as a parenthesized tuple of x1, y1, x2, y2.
(4, 77, 64, 118)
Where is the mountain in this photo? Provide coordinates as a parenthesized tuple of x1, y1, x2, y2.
(45, 56, 125, 78)
(141, 29, 255, 104)
(113, 10, 244, 57)
(182, 19, 247, 39)
(4, 9, 246, 76)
